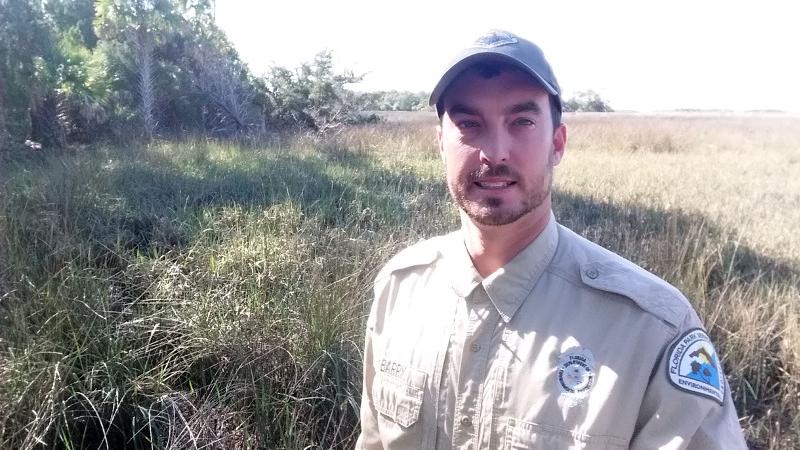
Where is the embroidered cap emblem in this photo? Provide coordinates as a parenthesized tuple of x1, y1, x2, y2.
(557, 347, 596, 405)
(472, 30, 518, 48)
(667, 329, 725, 405)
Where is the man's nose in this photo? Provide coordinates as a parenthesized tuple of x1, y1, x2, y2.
(479, 128, 510, 165)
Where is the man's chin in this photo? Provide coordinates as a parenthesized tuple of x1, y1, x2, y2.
(461, 204, 526, 227)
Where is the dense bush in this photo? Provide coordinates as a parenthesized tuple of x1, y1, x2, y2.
(0, 0, 389, 152)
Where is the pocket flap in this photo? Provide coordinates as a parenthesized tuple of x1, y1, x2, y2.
(373, 370, 426, 428)
(504, 417, 628, 449)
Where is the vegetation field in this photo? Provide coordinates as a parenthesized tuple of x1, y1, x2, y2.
(1, 114, 798, 449)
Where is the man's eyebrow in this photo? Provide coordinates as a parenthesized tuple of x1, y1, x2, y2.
(447, 103, 480, 116)
(507, 101, 542, 115)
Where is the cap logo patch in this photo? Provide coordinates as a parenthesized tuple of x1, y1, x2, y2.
(556, 347, 596, 406)
(472, 30, 518, 48)
(667, 328, 725, 405)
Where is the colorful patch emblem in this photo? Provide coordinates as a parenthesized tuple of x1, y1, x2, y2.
(557, 347, 596, 405)
(667, 328, 725, 405)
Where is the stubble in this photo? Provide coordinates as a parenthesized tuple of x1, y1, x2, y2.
(449, 154, 554, 227)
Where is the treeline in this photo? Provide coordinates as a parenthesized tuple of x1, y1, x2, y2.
(352, 89, 613, 114)
(351, 90, 613, 114)
(352, 90, 430, 112)
(0, 0, 411, 153)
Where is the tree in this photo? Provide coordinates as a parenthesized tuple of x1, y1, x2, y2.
(563, 90, 613, 112)
(191, 48, 257, 135)
(263, 51, 363, 134)
(188, 26, 259, 136)
(0, 0, 55, 149)
(92, 0, 257, 139)
(94, 0, 185, 139)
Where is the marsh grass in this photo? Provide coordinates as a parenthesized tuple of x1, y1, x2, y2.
(1, 114, 798, 448)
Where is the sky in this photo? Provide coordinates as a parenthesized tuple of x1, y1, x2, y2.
(215, 0, 800, 112)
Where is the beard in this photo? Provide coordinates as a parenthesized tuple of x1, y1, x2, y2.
(448, 158, 554, 227)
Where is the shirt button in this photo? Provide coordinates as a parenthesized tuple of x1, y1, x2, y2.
(470, 342, 482, 352)
(586, 268, 599, 279)
(460, 416, 472, 427)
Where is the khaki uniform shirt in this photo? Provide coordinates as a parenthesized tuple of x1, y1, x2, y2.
(356, 215, 747, 449)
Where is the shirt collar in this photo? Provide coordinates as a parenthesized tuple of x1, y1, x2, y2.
(448, 212, 560, 322)
(448, 232, 484, 299)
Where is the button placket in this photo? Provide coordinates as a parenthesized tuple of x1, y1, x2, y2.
(452, 289, 497, 449)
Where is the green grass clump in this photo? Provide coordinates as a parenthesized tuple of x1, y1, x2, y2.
(1, 115, 799, 449)
(0, 136, 451, 449)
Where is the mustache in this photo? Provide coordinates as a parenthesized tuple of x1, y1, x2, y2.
(468, 164, 519, 181)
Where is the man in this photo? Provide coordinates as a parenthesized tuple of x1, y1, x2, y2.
(356, 30, 746, 449)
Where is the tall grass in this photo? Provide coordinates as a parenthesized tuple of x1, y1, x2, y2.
(558, 114, 800, 449)
(1, 114, 798, 449)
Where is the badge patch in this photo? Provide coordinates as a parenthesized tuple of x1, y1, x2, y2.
(667, 328, 725, 405)
(557, 347, 596, 405)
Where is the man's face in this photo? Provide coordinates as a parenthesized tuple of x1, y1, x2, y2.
(436, 67, 567, 227)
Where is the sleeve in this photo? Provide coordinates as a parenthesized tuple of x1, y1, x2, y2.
(355, 278, 383, 449)
(630, 311, 748, 450)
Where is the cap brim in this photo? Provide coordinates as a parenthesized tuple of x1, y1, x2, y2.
(429, 50, 559, 107)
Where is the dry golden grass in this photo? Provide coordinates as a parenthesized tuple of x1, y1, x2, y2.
(559, 114, 800, 449)
(562, 114, 800, 263)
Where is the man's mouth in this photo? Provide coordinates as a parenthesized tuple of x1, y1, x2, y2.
(474, 180, 516, 189)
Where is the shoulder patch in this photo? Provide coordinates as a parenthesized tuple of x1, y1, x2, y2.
(579, 260, 689, 328)
(666, 328, 725, 405)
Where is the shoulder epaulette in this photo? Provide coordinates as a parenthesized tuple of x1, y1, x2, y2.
(376, 234, 450, 280)
(579, 259, 690, 329)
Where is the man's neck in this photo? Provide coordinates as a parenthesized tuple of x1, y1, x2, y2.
(461, 206, 553, 278)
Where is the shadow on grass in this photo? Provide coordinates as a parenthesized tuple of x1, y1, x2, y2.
(61, 146, 448, 266)
(554, 190, 799, 285)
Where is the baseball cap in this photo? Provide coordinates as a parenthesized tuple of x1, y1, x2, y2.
(429, 30, 561, 114)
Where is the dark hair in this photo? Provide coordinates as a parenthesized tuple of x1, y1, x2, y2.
(437, 61, 562, 127)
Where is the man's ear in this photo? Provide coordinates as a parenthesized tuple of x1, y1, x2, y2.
(436, 124, 445, 162)
(551, 123, 567, 166)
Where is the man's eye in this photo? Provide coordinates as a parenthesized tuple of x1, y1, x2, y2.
(457, 120, 480, 129)
(514, 117, 535, 126)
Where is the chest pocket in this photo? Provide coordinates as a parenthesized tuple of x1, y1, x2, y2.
(503, 418, 628, 450)
(373, 368, 426, 428)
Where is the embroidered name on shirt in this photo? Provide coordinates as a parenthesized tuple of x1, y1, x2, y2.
(557, 347, 596, 405)
(379, 358, 406, 378)
(667, 328, 725, 405)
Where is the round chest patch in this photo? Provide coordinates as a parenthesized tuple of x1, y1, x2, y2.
(556, 347, 596, 404)
(667, 328, 725, 405)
